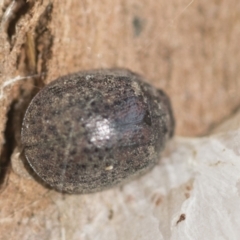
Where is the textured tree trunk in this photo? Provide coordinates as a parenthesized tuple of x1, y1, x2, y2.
(0, 0, 240, 239)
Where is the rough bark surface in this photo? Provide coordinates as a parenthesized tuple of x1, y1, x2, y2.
(0, 0, 240, 239)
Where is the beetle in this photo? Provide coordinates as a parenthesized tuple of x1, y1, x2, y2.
(21, 69, 175, 194)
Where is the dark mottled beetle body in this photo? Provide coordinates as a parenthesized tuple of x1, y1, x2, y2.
(21, 69, 174, 193)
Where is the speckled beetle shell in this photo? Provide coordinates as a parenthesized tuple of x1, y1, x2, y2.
(21, 69, 175, 194)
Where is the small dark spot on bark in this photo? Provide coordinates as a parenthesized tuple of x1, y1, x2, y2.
(108, 209, 114, 220)
(132, 16, 144, 37)
(176, 214, 186, 225)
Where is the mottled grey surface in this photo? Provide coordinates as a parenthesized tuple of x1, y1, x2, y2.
(21, 69, 174, 193)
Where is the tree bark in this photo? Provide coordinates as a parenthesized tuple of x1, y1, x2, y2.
(0, 0, 240, 239)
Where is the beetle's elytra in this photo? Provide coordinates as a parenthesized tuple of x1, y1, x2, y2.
(21, 69, 175, 194)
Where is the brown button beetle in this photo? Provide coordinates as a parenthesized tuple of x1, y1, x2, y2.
(21, 69, 175, 194)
